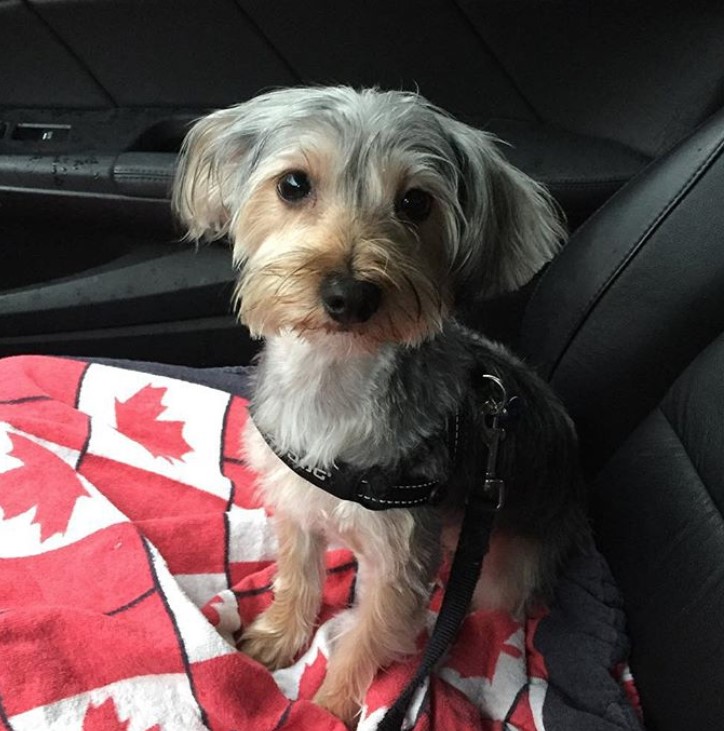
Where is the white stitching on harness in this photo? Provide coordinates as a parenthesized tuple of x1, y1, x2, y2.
(390, 480, 437, 490)
(357, 493, 429, 506)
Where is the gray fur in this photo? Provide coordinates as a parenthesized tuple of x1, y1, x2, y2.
(174, 86, 565, 298)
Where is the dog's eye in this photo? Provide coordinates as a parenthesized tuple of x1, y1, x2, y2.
(396, 188, 432, 223)
(277, 171, 312, 202)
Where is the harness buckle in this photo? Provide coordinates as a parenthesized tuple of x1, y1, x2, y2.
(478, 374, 509, 512)
(482, 477, 505, 510)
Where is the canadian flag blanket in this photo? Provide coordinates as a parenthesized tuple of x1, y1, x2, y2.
(0, 355, 644, 731)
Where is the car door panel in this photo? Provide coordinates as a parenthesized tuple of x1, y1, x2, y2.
(0, 0, 720, 365)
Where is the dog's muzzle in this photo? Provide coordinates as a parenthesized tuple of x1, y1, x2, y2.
(320, 273, 381, 324)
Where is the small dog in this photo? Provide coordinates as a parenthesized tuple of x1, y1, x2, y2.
(173, 87, 587, 725)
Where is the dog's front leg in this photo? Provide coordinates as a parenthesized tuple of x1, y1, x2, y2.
(314, 517, 436, 726)
(241, 513, 326, 670)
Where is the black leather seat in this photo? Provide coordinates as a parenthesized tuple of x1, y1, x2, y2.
(518, 108, 724, 730)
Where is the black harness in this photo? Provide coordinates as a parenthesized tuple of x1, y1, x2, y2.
(268, 412, 462, 510)
(257, 374, 515, 730)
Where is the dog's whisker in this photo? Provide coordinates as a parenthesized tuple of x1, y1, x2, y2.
(400, 272, 423, 321)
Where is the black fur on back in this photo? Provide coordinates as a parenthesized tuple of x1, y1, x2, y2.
(385, 321, 590, 598)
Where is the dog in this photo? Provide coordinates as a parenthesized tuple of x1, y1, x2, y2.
(173, 86, 588, 726)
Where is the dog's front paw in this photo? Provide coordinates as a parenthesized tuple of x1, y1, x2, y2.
(240, 612, 309, 671)
(314, 687, 360, 729)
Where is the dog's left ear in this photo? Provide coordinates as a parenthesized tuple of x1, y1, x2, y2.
(444, 118, 565, 299)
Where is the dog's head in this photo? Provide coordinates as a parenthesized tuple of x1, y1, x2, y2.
(173, 87, 563, 348)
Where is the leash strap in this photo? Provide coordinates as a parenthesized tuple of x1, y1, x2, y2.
(378, 375, 509, 731)
(377, 489, 500, 730)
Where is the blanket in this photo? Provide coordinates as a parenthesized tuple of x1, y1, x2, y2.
(0, 356, 644, 730)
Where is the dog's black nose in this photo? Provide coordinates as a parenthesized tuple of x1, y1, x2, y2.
(320, 274, 382, 324)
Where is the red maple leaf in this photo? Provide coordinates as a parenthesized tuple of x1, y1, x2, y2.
(115, 385, 192, 462)
(83, 698, 160, 731)
(0, 432, 88, 541)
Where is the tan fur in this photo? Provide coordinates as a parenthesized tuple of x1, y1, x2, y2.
(232, 150, 452, 347)
(240, 516, 325, 669)
(443, 521, 542, 618)
(472, 533, 543, 617)
(314, 566, 429, 725)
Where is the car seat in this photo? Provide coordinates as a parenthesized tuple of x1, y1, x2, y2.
(518, 106, 724, 731)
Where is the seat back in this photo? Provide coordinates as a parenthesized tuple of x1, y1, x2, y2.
(519, 107, 724, 475)
(592, 333, 724, 731)
(518, 107, 724, 730)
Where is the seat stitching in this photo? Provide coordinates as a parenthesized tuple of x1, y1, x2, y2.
(545, 177, 629, 187)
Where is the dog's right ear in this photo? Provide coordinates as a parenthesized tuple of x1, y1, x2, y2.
(172, 106, 253, 242)
(440, 117, 566, 300)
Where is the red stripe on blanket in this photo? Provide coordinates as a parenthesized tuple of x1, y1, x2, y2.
(228, 560, 275, 593)
(0, 356, 87, 405)
(0, 524, 153, 614)
(222, 459, 264, 510)
(193, 653, 349, 730)
(0, 399, 90, 453)
(136, 514, 227, 576)
(221, 395, 249, 461)
(0, 598, 184, 715)
(427, 676, 489, 731)
(192, 653, 289, 731)
(79, 455, 228, 520)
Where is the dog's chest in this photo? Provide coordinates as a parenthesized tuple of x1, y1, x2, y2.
(250, 336, 398, 467)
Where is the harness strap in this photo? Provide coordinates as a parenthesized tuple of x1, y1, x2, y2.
(259, 411, 462, 511)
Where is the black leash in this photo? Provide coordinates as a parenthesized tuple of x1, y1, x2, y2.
(378, 375, 509, 730)
(377, 490, 499, 730)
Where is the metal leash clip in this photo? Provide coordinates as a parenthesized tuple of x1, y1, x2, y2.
(480, 374, 508, 511)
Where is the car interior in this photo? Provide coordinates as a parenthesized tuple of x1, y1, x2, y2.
(1, 1, 723, 729)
